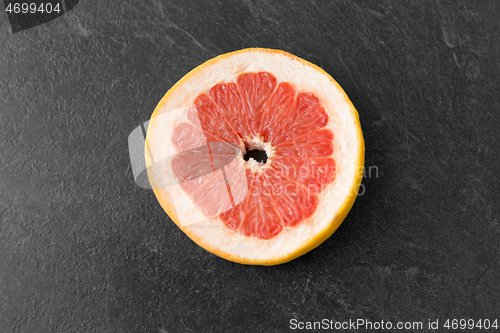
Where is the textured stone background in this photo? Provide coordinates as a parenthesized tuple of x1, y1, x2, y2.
(1, 1, 499, 332)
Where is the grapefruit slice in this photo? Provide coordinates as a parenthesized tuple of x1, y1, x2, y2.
(145, 48, 364, 265)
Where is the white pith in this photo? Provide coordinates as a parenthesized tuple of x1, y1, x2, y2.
(146, 49, 363, 263)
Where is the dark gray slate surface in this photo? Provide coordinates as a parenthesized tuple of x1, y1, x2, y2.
(1, 1, 499, 332)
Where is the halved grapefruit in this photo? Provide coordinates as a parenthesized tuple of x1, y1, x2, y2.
(145, 48, 364, 265)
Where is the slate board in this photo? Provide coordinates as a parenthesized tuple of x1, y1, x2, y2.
(0, 1, 499, 332)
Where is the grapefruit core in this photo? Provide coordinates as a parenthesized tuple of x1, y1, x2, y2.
(145, 48, 364, 265)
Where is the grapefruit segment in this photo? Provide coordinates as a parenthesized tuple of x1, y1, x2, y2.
(273, 92, 329, 144)
(208, 141, 240, 157)
(210, 82, 251, 139)
(190, 170, 232, 217)
(171, 148, 212, 191)
(259, 82, 296, 143)
(270, 156, 336, 194)
(274, 128, 334, 157)
(224, 158, 249, 207)
(238, 174, 283, 239)
(219, 188, 246, 230)
(263, 168, 319, 227)
(192, 94, 241, 145)
(237, 72, 278, 136)
(171, 122, 207, 152)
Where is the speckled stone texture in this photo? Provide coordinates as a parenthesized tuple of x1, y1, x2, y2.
(0, 1, 499, 332)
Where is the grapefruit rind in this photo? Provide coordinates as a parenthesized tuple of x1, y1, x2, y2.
(146, 48, 364, 265)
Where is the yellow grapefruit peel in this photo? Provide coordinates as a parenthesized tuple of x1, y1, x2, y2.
(145, 48, 365, 265)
